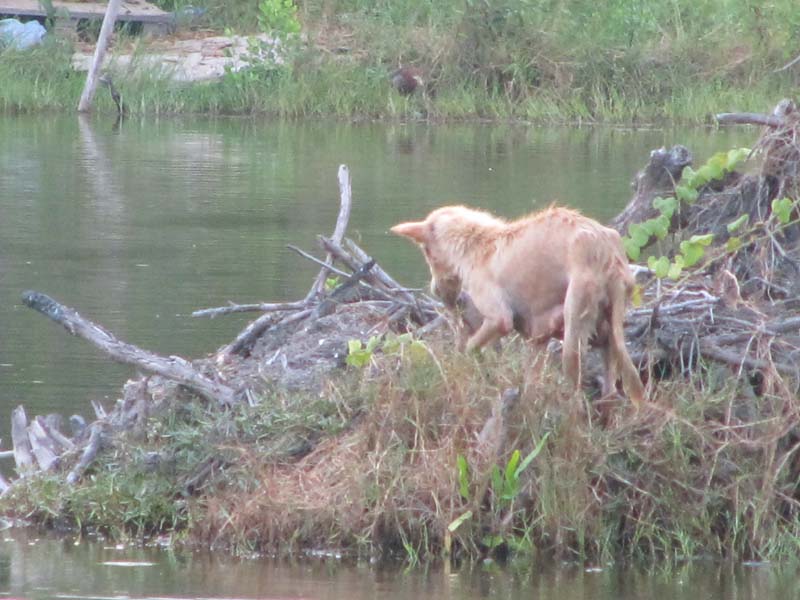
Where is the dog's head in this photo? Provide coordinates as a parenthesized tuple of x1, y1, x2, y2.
(391, 207, 465, 302)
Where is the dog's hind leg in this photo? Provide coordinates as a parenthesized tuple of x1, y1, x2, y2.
(608, 279, 645, 407)
(562, 274, 600, 391)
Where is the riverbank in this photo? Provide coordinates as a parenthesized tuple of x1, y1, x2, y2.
(1, 0, 799, 122)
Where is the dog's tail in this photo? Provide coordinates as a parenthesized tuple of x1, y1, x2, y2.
(608, 270, 645, 406)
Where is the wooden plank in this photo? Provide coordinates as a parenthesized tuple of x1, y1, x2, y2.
(0, 0, 172, 24)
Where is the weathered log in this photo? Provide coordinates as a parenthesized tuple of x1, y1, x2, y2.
(610, 145, 693, 234)
(715, 113, 784, 128)
(192, 300, 307, 318)
(219, 307, 313, 360)
(716, 99, 797, 128)
(66, 424, 105, 485)
(11, 406, 34, 473)
(22, 291, 238, 407)
(307, 164, 353, 300)
(28, 418, 62, 471)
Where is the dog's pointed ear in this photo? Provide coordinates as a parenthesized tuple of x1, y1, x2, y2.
(390, 221, 429, 243)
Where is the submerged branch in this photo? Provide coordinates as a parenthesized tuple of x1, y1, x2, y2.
(22, 291, 238, 407)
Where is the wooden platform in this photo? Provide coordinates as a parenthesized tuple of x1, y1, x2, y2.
(0, 0, 172, 34)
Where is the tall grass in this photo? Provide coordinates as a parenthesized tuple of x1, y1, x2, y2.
(2, 0, 799, 121)
(3, 336, 799, 563)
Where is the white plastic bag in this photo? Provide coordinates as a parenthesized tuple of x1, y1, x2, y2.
(0, 18, 46, 50)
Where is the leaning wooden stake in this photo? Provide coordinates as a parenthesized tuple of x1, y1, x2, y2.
(22, 291, 238, 406)
(78, 0, 122, 112)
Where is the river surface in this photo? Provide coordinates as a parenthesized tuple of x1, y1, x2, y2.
(0, 115, 768, 597)
(0, 529, 798, 600)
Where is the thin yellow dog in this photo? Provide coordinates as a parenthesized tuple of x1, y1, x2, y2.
(391, 205, 645, 406)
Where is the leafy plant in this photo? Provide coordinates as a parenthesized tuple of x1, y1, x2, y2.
(624, 147, 751, 279)
(448, 432, 550, 551)
(346, 333, 428, 368)
(346, 336, 381, 368)
(256, 0, 301, 38)
(324, 275, 340, 292)
(772, 196, 797, 224)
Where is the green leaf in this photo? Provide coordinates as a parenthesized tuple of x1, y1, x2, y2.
(514, 432, 550, 479)
(652, 214, 671, 240)
(652, 196, 678, 219)
(667, 255, 684, 279)
(627, 223, 651, 247)
(679, 239, 707, 268)
(680, 166, 696, 186)
(772, 197, 795, 224)
(726, 236, 742, 253)
(490, 465, 503, 496)
(726, 214, 749, 233)
(706, 152, 728, 178)
(505, 450, 520, 485)
(622, 237, 641, 261)
(457, 455, 470, 501)
(346, 339, 372, 368)
(727, 147, 751, 169)
(482, 534, 505, 548)
(648, 255, 670, 279)
(365, 335, 381, 353)
(687, 166, 711, 189)
(688, 233, 714, 247)
(675, 185, 699, 204)
(324, 276, 340, 291)
(448, 510, 473, 532)
(501, 450, 521, 500)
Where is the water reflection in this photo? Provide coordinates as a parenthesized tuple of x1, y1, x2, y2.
(0, 115, 756, 456)
(0, 530, 797, 599)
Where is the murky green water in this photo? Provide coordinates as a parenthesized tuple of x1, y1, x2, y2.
(0, 113, 778, 598)
(0, 530, 798, 600)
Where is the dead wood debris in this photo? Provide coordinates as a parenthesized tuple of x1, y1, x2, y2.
(615, 98, 800, 397)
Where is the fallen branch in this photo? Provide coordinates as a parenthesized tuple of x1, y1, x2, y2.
(22, 291, 238, 407)
(66, 424, 105, 485)
(715, 113, 784, 127)
(11, 406, 34, 474)
(307, 164, 353, 300)
(192, 300, 307, 318)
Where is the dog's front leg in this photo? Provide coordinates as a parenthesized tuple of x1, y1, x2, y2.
(463, 289, 513, 352)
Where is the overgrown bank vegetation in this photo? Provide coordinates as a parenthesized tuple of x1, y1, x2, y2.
(2, 0, 800, 122)
(3, 346, 800, 563)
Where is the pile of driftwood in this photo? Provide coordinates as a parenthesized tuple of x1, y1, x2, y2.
(4, 101, 800, 492)
(2, 165, 444, 489)
(614, 99, 800, 394)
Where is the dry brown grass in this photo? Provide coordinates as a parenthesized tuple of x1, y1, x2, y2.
(182, 335, 800, 562)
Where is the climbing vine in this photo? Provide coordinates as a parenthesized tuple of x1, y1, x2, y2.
(622, 147, 752, 279)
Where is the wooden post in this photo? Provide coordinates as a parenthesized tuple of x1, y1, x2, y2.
(78, 0, 122, 112)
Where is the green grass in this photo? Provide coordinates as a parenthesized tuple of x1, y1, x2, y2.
(2, 0, 799, 122)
